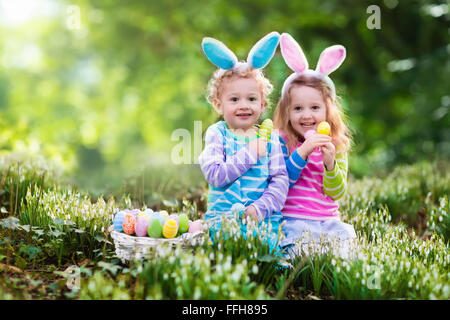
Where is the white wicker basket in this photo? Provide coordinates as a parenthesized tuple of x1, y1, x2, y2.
(109, 225, 205, 263)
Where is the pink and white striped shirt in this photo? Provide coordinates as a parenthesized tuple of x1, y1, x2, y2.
(280, 133, 347, 221)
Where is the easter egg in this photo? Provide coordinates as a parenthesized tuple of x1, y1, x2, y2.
(144, 208, 153, 215)
(159, 210, 169, 219)
(230, 203, 246, 219)
(305, 130, 316, 140)
(168, 214, 179, 223)
(154, 212, 167, 225)
(162, 218, 179, 239)
(259, 119, 273, 141)
(148, 218, 163, 238)
(122, 213, 136, 235)
(135, 216, 149, 237)
(188, 219, 203, 233)
(178, 214, 189, 234)
(123, 209, 139, 219)
(113, 211, 125, 232)
(138, 211, 148, 217)
(317, 121, 331, 136)
(150, 211, 159, 219)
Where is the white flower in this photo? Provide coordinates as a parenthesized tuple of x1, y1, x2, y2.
(252, 265, 258, 274)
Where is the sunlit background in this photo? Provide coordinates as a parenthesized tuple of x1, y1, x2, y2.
(0, 0, 448, 197)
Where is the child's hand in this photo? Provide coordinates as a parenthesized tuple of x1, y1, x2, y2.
(321, 142, 336, 171)
(297, 134, 332, 160)
(242, 205, 259, 222)
(248, 137, 267, 158)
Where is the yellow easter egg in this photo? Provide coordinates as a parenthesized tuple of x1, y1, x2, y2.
(259, 119, 273, 141)
(317, 121, 331, 136)
(162, 218, 179, 239)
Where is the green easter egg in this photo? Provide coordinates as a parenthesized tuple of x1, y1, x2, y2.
(148, 218, 163, 238)
(178, 214, 189, 234)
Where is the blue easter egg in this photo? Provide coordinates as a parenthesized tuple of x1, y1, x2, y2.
(151, 211, 160, 219)
(152, 211, 167, 225)
(113, 211, 126, 232)
(157, 216, 167, 225)
(144, 208, 154, 215)
(230, 203, 246, 218)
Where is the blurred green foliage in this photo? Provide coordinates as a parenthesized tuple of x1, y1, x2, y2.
(0, 0, 448, 191)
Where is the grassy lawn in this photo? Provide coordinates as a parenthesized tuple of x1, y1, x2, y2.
(0, 156, 448, 300)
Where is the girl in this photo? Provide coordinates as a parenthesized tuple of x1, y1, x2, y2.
(273, 33, 357, 258)
(198, 32, 289, 253)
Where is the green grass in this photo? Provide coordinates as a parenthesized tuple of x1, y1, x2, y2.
(0, 155, 448, 300)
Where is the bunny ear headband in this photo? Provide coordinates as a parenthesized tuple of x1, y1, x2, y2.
(202, 31, 280, 76)
(280, 32, 346, 99)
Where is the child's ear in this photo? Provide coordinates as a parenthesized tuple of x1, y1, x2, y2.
(261, 104, 267, 114)
(261, 98, 267, 113)
(213, 98, 223, 115)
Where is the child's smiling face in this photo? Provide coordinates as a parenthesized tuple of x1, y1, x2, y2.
(288, 85, 327, 139)
(215, 75, 265, 132)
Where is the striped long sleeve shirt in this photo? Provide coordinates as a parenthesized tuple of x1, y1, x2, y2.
(280, 134, 348, 221)
(198, 121, 289, 222)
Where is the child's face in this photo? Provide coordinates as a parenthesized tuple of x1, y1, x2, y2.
(288, 85, 327, 139)
(216, 76, 265, 131)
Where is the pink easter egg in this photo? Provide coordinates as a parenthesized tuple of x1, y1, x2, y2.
(135, 216, 149, 237)
(188, 219, 203, 233)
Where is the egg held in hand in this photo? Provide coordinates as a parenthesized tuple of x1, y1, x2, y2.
(317, 121, 331, 135)
(258, 119, 273, 141)
(230, 203, 246, 219)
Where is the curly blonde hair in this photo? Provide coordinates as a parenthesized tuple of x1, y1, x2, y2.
(206, 62, 273, 114)
(273, 75, 352, 153)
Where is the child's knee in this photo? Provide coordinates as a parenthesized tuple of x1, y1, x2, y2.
(323, 219, 356, 240)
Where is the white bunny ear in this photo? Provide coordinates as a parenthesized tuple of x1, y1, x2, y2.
(280, 33, 308, 73)
(316, 45, 346, 75)
(247, 31, 280, 69)
(202, 37, 238, 70)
